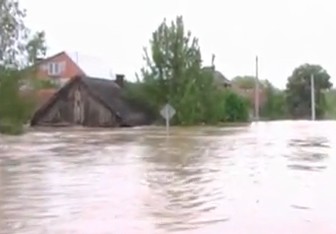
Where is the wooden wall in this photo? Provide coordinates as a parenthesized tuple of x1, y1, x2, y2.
(36, 82, 119, 127)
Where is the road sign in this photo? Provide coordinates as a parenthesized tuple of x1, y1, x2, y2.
(160, 103, 176, 120)
(160, 103, 176, 133)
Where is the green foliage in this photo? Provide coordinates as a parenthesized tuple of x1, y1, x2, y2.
(285, 64, 332, 119)
(126, 16, 249, 125)
(260, 80, 287, 119)
(222, 90, 250, 122)
(25, 31, 47, 65)
(232, 76, 287, 120)
(0, 69, 35, 134)
(122, 80, 157, 119)
(0, 0, 28, 67)
(0, 121, 24, 135)
(324, 89, 336, 119)
(30, 78, 57, 89)
(232, 76, 265, 89)
(0, 0, 48, 134)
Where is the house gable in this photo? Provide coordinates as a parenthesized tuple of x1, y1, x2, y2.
(34, 51, 85, 86)
(34, 51, 115, 84)
(30, 77, 120, 127)
(31, 75, 153, 128)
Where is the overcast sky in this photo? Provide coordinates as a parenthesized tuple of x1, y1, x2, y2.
(23, 0, 336, 88)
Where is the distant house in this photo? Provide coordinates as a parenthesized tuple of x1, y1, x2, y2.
(33, 51, 120, 87)
(30, 75, 151, 128)
(202, 66, 231, 88)
(231, 84, 267, 107)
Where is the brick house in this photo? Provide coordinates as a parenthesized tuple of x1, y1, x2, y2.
(33, 51, 123, 87)
(26, 51, 125, 109)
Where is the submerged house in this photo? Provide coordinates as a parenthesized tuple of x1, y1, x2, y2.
(202, 66, 231, 88)
(30, 75, 151, 127)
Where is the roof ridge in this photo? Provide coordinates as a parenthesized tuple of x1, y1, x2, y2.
(65, 51, 115, 79)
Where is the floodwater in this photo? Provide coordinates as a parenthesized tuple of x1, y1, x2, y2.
(0, 121, 336, 234)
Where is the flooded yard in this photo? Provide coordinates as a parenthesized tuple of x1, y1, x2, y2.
(0, 121, 336, 233)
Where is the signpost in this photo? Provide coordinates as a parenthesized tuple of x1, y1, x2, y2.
(160, 103, 176, 132)
(311, 74, 316, 121)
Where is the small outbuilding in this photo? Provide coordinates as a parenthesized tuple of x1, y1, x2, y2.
(30, 75, 151, 127)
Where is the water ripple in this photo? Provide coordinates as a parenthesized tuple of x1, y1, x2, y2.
(0, 121, 336, 233)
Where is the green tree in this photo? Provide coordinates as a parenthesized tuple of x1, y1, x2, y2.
(232, 76, 265, 89)
(222, 90, 249, 122)
(260, 80, 287, 119)
(0, 69, 34, 134)
(285, 64, 332, 119)
(128, 16, 249, 125)
(0, 0, 48, 134)
(23, 31, 50, 89)
(25, 31, 47, 65)
(139, 16, 214, 125)
(0, 0, 28, 67)
(324, 89, 336, 119)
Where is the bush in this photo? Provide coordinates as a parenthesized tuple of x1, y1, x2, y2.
(123, 81, 250, 125)
(260, 82, 287, 120)
(222, 90, 250, 122)
(0, 69, 35, 134)
(0, 119, 24, 135)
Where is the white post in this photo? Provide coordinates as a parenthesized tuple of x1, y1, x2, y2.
(165, 108, 170, 133)
(311, 74, 316, 121)
(255, 56, 259, 121)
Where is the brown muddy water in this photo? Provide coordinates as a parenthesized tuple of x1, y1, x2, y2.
(0, 121, 336, 234)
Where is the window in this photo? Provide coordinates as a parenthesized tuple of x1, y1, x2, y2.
(48, 62, 61, 76)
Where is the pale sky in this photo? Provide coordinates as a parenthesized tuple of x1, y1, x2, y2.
(23, 0, 336, 88)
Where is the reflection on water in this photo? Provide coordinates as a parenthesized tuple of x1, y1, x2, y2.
(0, 121, 336, 233)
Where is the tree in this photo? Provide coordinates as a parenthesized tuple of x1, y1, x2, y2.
(222, 90, 249, 122)
(139, 16, 214, 124)
(324, 89, 336, 119)
(232, 76, 265, 89)
(0, 0, 29, 67)
(129, 16, 249, 125)
(25, 31, 47, 65)
(285, 64, 332, 119)
(0, 0, 48, 134)
(260, 80, 287, 119)
(232, 76, 288, 120)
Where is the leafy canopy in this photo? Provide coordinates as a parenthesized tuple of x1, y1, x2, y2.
(231, 76, 267, 89)
(285, 64, 332, 119)
(0, 0, 48, 134)
(126, 16, 249, 125)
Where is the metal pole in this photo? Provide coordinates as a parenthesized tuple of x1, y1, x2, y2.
(255, 56, 260, 121)
(311, 74, 316, 121)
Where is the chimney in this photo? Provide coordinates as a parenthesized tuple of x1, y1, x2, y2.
(115, 74, 125, 88)
(35, 57, 44, 63)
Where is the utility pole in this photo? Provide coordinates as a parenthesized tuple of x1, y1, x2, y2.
(255, 56, 260, 121)
(311, 74, 316, 121)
